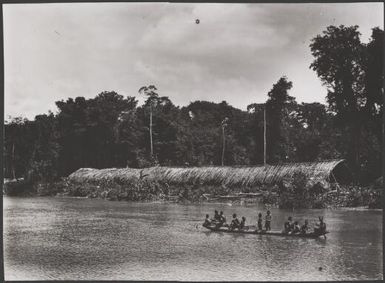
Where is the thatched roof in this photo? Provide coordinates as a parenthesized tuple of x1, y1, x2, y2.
(69, 159, 347, 187)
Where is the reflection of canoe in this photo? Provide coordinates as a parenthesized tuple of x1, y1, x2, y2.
(203, 225, 329, 238)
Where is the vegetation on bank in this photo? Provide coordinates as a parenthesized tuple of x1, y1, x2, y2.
(4, 172, 382, 209)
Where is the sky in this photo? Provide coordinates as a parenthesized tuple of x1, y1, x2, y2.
(3, 2, 383, 120)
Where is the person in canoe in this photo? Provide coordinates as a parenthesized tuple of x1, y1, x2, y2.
(212, 210, 221, 223)
(314, 216, 326, 235)
(292, 221, 301, 234)
(229, 213, 240, 230)
(203, 214, 212, 228)
(265, 210, 272, 231)
(239, 216, 247, 230)
(257, 213, 263, 231)
(284, 216, 293, 234)
(300, 219, 309, 234)
(215, 211, 228, 229)
(219, 211, 227, 224)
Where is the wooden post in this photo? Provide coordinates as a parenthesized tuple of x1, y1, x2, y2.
(12, 141, 16, 180)
(221, 125, 225, 166)
(149, 103, 153, 157)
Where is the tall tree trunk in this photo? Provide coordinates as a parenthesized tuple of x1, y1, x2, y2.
(349, 120, 361, 184)
(150, 104, 153, 157)
(189, 132, 194, 165)
(221, 126, 225, 166)
(12, 141, 16, 180)
(264, 105, 267, 166)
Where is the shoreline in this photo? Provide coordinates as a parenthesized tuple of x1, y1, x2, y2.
(3, 194, 382, 211)
(3, 178, 382, 210)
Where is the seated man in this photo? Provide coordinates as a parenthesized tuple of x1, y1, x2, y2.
(292, 221, 301, 234)
(217, 211, 228, 228)
(239, 216, 246, 230)
(213, 210, 221, 222)
(230, 213, 240, 230)
(300, 219, 309, 234)
(203, 214, 212, 228)
(314, 216, 326, 235)
(284, 216, 293, 234)
(214, 211, 226, 229)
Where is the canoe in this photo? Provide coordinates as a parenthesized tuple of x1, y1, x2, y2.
(203, 225, 328, 238)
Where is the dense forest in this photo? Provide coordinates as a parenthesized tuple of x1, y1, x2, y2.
(4, 25, 383, 186)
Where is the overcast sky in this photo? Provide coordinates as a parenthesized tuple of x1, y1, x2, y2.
(4, 3, 383, 119)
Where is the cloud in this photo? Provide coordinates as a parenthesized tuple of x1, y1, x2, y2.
(3, 3, 383, 119)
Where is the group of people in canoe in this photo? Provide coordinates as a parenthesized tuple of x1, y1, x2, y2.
(203, 210, 272, 231)
(203, 210, 327, 235)
(282, 216, 326, 235)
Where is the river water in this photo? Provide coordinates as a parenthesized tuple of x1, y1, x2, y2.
(3, 196, 383, 281)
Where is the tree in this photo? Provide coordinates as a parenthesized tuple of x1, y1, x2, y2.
(310, 25, 383, 181)
(265, 76, 295, 163)
(288, 103, 342, 162)
(363, 27, 384, 144)
(221, 117, 229, 166)
(4, 117, 32, 179)
(55, 92, 137, 173)
(181, 100, 249, 166)
(246, 103, 265, 164)
(55, 96, 88, 174)
(87, 92, 137, 168)
(28, 113, 61, 182)
(116, 107, 143, 168)
(138, 85, 159, 158)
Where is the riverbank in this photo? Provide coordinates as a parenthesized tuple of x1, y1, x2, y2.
(3, 176, 382, 209)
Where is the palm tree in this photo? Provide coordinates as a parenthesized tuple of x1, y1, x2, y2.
(138, 85, 158, 157)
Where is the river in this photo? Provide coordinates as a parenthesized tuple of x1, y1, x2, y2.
(3, 196, 383, 281)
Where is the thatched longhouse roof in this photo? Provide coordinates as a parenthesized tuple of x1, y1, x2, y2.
(69, 159, 348, 187)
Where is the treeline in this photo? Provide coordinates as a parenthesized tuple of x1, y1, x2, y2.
(4, 25, 383, 185)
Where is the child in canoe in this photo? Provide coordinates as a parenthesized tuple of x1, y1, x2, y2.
(257, 213, 263, 231)
(265, 210, 272, 231)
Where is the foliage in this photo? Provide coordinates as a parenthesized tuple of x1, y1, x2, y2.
(3, 179, 34, 196)
(310, 25, 383, 182)
(27, 113, 60, 182)
(265, 76, 295, 163)
(277, 172, 330, 209)
(4, 117, 35, 179)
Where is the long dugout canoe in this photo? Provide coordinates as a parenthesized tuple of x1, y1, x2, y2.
(203, 225, 328, 238)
